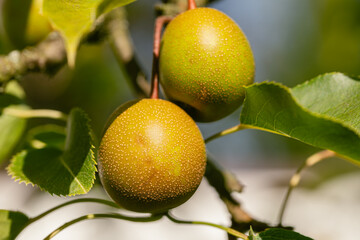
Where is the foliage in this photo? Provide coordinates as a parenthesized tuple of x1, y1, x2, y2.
(241, 73, 360, 165)
(249, 228, 313, 240)
(7, 108, 96, 196)
(0, 0, 359, 239)
(43, 0, 135, 66)
(0, 210, 29, 240)
(0, 82, 27, 165)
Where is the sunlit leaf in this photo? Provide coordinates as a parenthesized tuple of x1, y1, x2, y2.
(248, 227, 261, 240)
(255, 228, 313, 240)
(0, 82, 28, 165)
(8, 108, 96, 196)
(241, 73, 360, 165)
(291, 73, 360, 135)
(26, 124, 66, 150)
(0, 210, 29, 240)
(97, 0, 135, 16)
(43, 0, 136, 67)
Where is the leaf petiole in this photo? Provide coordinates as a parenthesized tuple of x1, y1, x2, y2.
(44, 213, 163, 239)
(277, 150, 336, 226)
(3, 107, 68, 121)
(165, 212, 249, 240)
(204, 124, 250, 144)
(29, 198, 120, 224)
(8, 198, 121, 239)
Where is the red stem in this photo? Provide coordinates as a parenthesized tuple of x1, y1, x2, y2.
(188, 0, 197, 10)
(150, 16, 173, 99)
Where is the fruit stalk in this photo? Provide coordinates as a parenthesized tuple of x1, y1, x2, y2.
(188, 0, 197, 10)
(150, 16, 172, 99)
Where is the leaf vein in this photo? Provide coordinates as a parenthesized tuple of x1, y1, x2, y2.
(59, 157, 86, 193)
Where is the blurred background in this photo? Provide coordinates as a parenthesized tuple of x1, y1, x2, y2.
(0, 0, 360, 239)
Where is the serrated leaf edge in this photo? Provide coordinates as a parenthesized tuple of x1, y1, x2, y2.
(64, 145, 97, 197)
(7, 107, 98, 197)
(291, 72, 360, 136)
(243, 80, 360, 165)
(58, 107, 97, 197)
(7, 150, 35, 187)
(244, 80, 360, 137)
(7, 147, 97, 197)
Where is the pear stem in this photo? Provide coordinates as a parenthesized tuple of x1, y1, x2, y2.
(150, 16, 173, 99)
(188, 0, 197, 10)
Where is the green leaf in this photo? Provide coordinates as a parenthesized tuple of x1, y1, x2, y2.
(8, 108, 96, 196)
(26, 124, 66, 150)
(0, 109, 27, 165)
(291, 73, 360, 136)
(43, 0, 136, 67)
(240, 73, 360, 165)
(248, 227, 261, 240)
(0, 210, 29, 240)
(0, 82, 28, 165)
(4, 81, 26, 100)
(0, 94, 23, 109)
(256, 228, 313, 240)
(97, 0, 135, 16)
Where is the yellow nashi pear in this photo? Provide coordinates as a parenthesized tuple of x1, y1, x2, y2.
(98, 99, 206, 213)
(159, 8, 255, 122)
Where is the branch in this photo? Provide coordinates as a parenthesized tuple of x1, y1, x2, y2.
(155, 0, 221, 16)
(0, 32, 66, 83)
(205, 155, 275, 238)
(0, 0, 222, 93)
(165, 212, 248, 240)
(44, 213, 162, 239)
(0, 8, 141, 93)
(0, 14, 107, 84)
(105, 9, 150, 98)
(277, 150, 335, 226)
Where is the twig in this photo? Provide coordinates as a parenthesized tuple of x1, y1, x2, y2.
(0, 32, 66, 83)
(44, 213, 162, 239)
(205, 156, 272, 237)
(165, 212, 248, 240)
(277, 150, 336, 226)
(0, 0, 223, 94)
(29, 198, 120, 224)
(105, 9, 150, 98)
(155, 0, 221, 16)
